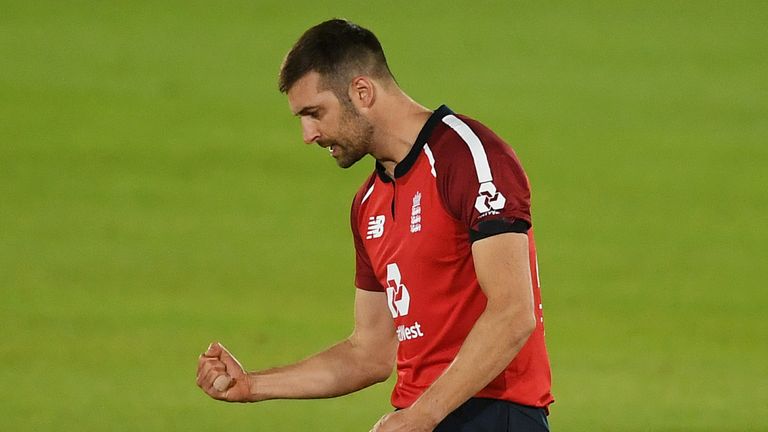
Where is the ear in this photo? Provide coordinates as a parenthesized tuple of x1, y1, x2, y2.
(348, 76, 376, 111)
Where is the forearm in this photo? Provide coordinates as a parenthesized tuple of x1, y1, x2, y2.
(409, 306, 535, 425)
(248, 337, 394, 401)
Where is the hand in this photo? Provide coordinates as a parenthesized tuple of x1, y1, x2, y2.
(370, 408, 437, 432)
(196, 341, 252, 402)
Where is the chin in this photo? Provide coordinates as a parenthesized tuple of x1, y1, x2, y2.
(336, 153, 365, 169)
(336, 159, 356, 169)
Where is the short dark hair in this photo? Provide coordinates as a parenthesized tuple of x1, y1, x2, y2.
(278, 19, 394, 96)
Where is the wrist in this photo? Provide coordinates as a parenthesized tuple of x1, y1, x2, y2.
(407, 398, 445, 429)
(246, 372, 265, 402)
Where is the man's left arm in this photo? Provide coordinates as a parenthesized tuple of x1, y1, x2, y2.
(371, 232, 536, 432)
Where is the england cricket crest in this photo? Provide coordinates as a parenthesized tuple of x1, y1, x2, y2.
(410, 191, 422, 233)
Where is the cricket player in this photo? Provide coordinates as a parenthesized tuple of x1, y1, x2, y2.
(197, 19, 553, 431)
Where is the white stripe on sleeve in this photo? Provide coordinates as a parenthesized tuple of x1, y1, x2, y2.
(441, 115, 493, 183)
(361, 183, 375, 204)
(423, 143, 437, 177)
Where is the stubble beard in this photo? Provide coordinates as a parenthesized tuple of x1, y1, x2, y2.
(330, 104, 374, 169)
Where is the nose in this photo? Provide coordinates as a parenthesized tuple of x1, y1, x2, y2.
(300, 117, 320, 144)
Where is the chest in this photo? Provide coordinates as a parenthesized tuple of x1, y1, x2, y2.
(358, 156, 469, 276)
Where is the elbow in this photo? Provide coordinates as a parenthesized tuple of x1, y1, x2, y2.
(518, 312, 537, 340)
(499, 308, 537, 350)
(370, 349, 396, 383)
(487, 292, 537, 344)
(371, 362, 394, 384)
(347, 334, 395, 386)
(361, 345, 395, 385)
(358, 357, 393, 386)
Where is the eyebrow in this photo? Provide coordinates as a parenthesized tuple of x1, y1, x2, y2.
(294, 106, 319, 117)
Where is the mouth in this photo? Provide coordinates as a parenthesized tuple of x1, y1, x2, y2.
(322, 143, 338, 157)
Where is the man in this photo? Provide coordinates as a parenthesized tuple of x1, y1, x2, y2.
(196, 19, 553, 431)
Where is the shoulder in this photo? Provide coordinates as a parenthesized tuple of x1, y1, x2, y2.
(428, 113, 524, 179)
(426, 111, 532, 232)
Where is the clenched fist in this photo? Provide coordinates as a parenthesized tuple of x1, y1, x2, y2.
(196, 342, 252, 402)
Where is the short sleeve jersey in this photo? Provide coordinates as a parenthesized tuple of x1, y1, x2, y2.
(350, 105, 553, 410)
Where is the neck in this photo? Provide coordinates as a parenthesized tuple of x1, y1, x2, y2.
(368, 90, 432, 178)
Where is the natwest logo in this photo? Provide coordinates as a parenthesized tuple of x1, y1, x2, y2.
(397, 322, 424, 342)
(385, 263, 410, 318)
(386, 263, 425, 342)
(475, 181, 506, 215)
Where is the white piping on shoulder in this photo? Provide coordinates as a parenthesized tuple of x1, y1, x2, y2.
(361, 183, 375, 204)
(441, 115, 493, 183)
(423, 143, 437, 177)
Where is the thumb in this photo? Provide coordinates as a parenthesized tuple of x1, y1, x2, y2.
(204, 341, 223, 358)
(218, 344, 246, 375)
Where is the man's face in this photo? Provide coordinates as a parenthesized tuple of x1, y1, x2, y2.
(287, 72, 373, 168)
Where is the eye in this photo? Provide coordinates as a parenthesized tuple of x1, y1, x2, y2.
(297, 107, 323, 120)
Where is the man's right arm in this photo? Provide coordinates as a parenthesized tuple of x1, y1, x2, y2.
(249, 288, 396, 400)
(197, 288, 396, 402)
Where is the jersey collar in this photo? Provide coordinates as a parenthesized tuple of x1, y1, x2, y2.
(375, 105, 454, 183)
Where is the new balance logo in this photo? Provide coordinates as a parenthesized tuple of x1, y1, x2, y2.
(366, 215, 385, 239)
(475, 181, 506, 215)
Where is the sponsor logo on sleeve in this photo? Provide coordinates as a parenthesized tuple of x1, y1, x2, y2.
(475, 181, 506, 217)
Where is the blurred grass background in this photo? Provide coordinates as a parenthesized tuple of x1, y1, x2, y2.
(1, 1, 766, 430)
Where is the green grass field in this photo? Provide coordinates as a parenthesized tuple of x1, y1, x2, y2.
(2, 1, 766, 430)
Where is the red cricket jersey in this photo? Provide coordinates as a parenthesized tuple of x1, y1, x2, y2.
(350, 105, 553, 410)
